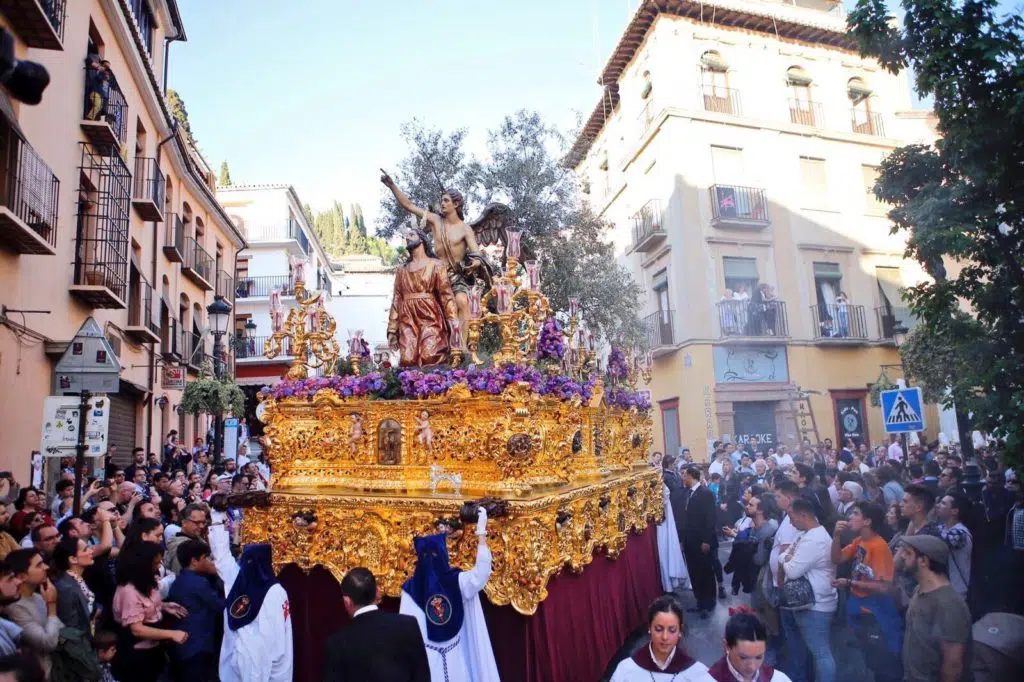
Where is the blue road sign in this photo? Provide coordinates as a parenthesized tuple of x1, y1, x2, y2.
(880, 387, 925, 434)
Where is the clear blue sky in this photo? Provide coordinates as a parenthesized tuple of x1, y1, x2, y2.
(168, 0, 1019, 228)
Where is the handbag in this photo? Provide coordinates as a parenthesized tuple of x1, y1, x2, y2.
(778, 536, 816, 611)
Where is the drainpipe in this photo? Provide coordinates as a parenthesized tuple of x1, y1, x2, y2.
(146, 127, 179, 455)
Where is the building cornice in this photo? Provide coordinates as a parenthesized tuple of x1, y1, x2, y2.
(565, 0, 858, 168)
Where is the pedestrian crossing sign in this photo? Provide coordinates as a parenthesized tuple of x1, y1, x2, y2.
(880, 387, 925, 434)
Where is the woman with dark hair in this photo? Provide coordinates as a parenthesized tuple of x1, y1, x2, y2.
(52, 536, 96, 634)
(707, 612, 793, 682)
(111, 544, 187, 682)
(9, 488, 51, 541)
(121, 518, 164, 553)
(609, 595, 708, 681)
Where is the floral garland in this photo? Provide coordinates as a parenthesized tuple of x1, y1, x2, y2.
(262, 363, 650, 411)
(536, 317, 566, 361)
(606, 347, 629, 381)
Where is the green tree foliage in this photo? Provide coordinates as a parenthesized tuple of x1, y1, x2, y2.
(377, 112, 644, 346)
(218, 161, 232, 187)
(166, 89, 196, 146)
(848, 0, 1024, 467)
(309, 202, 397, 265)
(182, 361, 245, 417)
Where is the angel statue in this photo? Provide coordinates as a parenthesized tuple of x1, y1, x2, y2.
(380, 170, 514, 331)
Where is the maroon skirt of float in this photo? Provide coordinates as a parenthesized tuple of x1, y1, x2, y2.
(279, 522, 663, 682)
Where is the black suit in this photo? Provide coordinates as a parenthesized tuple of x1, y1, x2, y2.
(680, 484, 717, 611)
(322, 608, 430, 682)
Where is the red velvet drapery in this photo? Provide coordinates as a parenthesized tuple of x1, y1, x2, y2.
(278, 521, 662, 682)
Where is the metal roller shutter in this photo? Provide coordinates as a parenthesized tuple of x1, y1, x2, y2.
(107, 393, 138, 466)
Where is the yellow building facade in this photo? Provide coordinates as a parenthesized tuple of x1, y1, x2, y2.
(0, 0, 244, 475)
(568, 0, 939, 461)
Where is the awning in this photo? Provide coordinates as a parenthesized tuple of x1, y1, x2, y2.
(787, 67, 812, 86)
(848, 81, 873, 100)
(701, 52, 729, 72)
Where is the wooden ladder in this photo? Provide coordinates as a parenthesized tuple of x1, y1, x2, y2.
(789, 385, 821, 446)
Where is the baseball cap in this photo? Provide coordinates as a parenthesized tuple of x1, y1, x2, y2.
(900, 534, 949, 564)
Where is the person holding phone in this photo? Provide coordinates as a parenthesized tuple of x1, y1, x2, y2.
(1, 549, 62, 676)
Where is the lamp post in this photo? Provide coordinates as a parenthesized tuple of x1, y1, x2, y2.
(891, 321, 910, 456)
(206, 295, 231, 462)
(244, 318, 257, 359)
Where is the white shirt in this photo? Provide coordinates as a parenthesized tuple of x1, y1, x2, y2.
(769, 515, 798, 584)
(779, 525, 837, 612)
(888, 442, 904, 462)
(776, 453, 794, 467)
(708, 460, 724, 477)
(353, 605, 378, 618)
(650, 645, 675, 671)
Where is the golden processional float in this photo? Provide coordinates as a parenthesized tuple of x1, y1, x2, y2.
(244, 235, 659, 615)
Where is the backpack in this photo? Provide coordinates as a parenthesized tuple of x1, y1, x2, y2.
(49, 626, 102, 682)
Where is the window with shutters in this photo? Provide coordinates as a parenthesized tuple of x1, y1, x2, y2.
(800, 157, 828, 208)
(723, 257, 758, 295)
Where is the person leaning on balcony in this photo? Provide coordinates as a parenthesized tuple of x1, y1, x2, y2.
(84, 57, 111, 121)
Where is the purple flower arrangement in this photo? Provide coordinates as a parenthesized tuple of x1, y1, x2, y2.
(606, 347, 629, 381)
(263, 363, 648, 411)
(536, 317, 566, 361)
(605, 386, 652, 411)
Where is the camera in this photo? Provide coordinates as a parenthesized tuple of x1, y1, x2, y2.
(0, 27, 50, 105)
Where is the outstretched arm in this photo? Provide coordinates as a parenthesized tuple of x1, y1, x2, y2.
(381, 171, 429, 220)
(459, 507, 492, 599)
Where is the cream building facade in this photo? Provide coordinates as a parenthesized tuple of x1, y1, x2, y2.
(215, 183, 338, 388)
(568, 0, 939, 461)
(0, 0, 245, 474)
(329, 254, 395, 353)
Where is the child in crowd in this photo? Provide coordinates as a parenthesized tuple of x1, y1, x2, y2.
(94, 630, 119, 682)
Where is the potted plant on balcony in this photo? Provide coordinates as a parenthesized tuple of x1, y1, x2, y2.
(181, 359, 246, 422)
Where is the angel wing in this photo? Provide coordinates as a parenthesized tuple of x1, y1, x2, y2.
(469, 203, 514, 248)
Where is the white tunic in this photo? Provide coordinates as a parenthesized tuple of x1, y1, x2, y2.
(657, 485, 689, 592)
(210, 514, 294, 682)
(610, 657, 708, 682)
(399, 538, 500, 682)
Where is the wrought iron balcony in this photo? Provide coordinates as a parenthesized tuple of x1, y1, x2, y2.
(788, 99, 824, 128)
(235, 335, 292, 361)
(644, 311, 676, 350)
(160, 316, 182, 360)
(0, 130, 59, 255)
(851, 110, 885, 137)
(234, 275, 296, 299)
(631, 200, 666, 253)
(216, 270, 235, 305)
(0, 0, 66, 49)
(182, 237, 213, 290)
(163, 213, 184, 262)
(80, 64, 128, 150)
(243, 220, 311, 254)
(718, 299, 789, 338)
(184, 331, 205, 371)
(126, 278, 160, 344)
(70, 144, 130, 309)
(811, 303, 868, 341)
(700, 85, 741, 116)
(131, 157, 164, 221)
(638, 99, 659, 138)
(709, 185, 770, 228)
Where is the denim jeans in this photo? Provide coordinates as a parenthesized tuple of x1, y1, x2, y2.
(781, 608, 836, 682)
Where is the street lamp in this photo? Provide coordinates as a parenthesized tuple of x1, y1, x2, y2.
(206, 295, 232, 463)
(244, 318, 257, 359)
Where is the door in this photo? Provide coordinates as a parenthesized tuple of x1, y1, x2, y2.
(107, 393, 138, 465)
(660, 398, 681, 457)
(733, 401, 777, 449)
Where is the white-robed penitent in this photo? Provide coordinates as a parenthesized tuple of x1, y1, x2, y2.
(610, 645, 709, 682)
(210, 510, 294, 682)
(399, 507, 500, 682)
(657, 484, 689, 592)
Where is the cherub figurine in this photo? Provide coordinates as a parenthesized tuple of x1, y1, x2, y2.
(348, 414, 364, 455)
(416, 410, 434, 451)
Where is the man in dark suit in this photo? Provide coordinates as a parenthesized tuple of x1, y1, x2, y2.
(323, 567, 430, 682)
(680, 465, 717, 617)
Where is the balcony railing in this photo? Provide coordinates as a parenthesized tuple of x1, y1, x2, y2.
(644, 311, 675, 349)
(788, 99, 824, 127)
(126, 278, 160, 343)
(851, 110, 885, 137)
(631, 199, 666, 252)
(718, 299, 789, 338)
(243, 220, 310, 253)
(0, 0, 66, 49)
(182, 237, 213, 289)
(875, 306, 914, 340)
(216, 270, 235, 304)
(700, 85, 741, 116)
(160, 316, 181, 359)
(638, 99, 659, 137)
(184, 331, 205, 369)
(235, 335, 292, 360)
(709, 185, 769, 227)
(162, 213, 184, 262)
(811, 303, 868, 341)
(0, 129, 59, 254)
(235, 275, 296, 299)
(291, 219, 310, 254)
(81, 64, 128, 149)
(131, 157, 164, 221)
